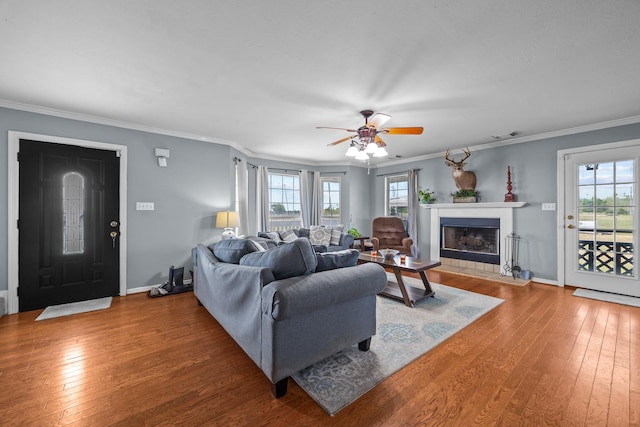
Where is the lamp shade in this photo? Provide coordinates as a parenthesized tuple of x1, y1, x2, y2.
(373, 146, 389, 157)
(216, 211, 240, 228)
(345, 145, 359, 156)
(354, 150, 369, 161)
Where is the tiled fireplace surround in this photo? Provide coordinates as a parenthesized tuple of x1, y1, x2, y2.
(423, 202, 527, 276)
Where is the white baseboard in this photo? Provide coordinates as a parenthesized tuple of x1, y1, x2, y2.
(0, 290, 7, 317)
(127, 279, 192, 295)
(532, 277, 559, 286)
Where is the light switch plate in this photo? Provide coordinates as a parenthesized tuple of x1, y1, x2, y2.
(136, 202, 154, 211)
(542, 203, 556, 211)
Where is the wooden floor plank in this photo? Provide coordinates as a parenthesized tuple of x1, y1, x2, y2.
(1, 272, 639, 426)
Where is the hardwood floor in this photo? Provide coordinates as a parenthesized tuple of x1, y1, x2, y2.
(1, 271, 638, 426)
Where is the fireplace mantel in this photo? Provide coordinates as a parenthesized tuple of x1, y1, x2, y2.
(420, 201, 527, 209)
(426, 201, 527, 273)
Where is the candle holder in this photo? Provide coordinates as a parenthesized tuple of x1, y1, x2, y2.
(504, 166, 516, 202)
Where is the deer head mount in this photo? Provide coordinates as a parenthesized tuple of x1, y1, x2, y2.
(444, 147, 477, 190)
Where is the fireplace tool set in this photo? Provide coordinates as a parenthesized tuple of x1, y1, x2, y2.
(502, 232, 521, 279)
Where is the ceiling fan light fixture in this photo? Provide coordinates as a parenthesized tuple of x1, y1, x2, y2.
(354, 150, 369, 161)
(319, 110, 422, 160)
(373, 146, 388, 157)
(345, 145, 359, 156)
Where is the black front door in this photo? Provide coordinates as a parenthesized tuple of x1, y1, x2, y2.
(18, 140, 120, 311)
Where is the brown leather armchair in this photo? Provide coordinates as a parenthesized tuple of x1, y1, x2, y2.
(370, 216, 413, 255)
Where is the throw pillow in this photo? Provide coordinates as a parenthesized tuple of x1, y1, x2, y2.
(265, 231, 282, 243)
(239, 237, 318, 280)
(213, 239, 257, 264)
(248, 239, 269, 252)
(315, 249, 360, 272)
(329, 224, 344, 246)
(279, 229, 298, 243)
(309, 225, 330, 245)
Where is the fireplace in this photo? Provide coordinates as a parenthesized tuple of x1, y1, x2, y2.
(440, 217, 500, 264)
(426, 202, 526, 275)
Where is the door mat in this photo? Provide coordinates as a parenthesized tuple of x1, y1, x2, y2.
(36, 297, 113, 321)
(292, 274, 504, 416)
(573, 288, 640, 308)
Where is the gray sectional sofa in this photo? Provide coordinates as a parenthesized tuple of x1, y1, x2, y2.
(192, 237, 387, 397)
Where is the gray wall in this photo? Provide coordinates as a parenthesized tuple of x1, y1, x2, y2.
(372, 122, 640, 281)
(2, 105, 639, 295)
(1, 107, 234, 292)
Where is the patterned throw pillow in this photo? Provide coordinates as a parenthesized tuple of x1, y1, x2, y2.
(265, 231, 282, 242)
(279, 229, 298, 242)
(248, 240, 269, 252)
(329, 224, 344, 246)
(309, 225, 331, 245)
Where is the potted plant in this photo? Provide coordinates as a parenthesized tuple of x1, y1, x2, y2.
(418, 189, 437, 204)
(451, 189, 479, 203)
(347, 227, 361, 238)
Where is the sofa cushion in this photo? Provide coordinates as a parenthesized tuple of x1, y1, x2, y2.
(239, 237, 318, 280)
(309, 225, 331, 245)
(213, 239, 257, 264)
(315, 249, 360, 272)
(329, 225, 344, 246)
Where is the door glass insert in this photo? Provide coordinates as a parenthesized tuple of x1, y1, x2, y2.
(63, 172, 85, 254)
(577, 160, 635, 276)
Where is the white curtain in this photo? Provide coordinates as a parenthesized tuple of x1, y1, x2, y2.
(407, 169, 419, 257)
(256, 165, 269, 232)
(311, 171, 322, 226)
(236, 159, 249, 236)
(299, 169, 310, 227)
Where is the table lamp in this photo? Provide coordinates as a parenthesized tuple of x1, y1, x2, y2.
(216, 211, 239, 240)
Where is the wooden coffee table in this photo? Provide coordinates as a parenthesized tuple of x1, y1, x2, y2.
(358, 252, 441, 307)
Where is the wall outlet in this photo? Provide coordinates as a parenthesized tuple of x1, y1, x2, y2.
(136, 202, 154, 211)
(541, 203, 556, 211)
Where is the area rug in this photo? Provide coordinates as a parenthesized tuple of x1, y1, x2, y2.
(35, 297, 113, 321)
(292, 275, 504, 415)
(573, 288, 640, 308)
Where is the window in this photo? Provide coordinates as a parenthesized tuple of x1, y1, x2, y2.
(62, 172, 85, 254)
(386, 174, 409, 218)
(321, 177, 341, 226)
(268, 173, 301, 230)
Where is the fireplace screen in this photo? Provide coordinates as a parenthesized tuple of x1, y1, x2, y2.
(440, 217, 500, 264)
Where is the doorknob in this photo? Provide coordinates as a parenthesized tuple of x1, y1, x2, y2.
(567, 224, 575, 229)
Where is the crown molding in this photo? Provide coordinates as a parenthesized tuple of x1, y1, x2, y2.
(375, 115, 640, 168)
(2, 99, 639, 169)
(0, 98, 238, 147)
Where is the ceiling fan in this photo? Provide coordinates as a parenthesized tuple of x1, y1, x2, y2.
(317, 110, 423, 160)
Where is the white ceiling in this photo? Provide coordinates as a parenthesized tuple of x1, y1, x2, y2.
(1, 1, 640, 166)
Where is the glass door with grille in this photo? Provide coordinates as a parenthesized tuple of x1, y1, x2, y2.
(563, 144, 639, 296)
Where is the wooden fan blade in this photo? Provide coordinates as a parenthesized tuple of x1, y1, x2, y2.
(374, 134, 387, 147)
(367, 113, 391, 129)
(380, 127, 424, 135)
(327, 135, 356, 146)
(316, 126, 358, 132)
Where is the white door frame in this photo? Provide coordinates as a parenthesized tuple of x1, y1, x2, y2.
(556, 138, 640, 287)
(7, 131, 128, 314)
